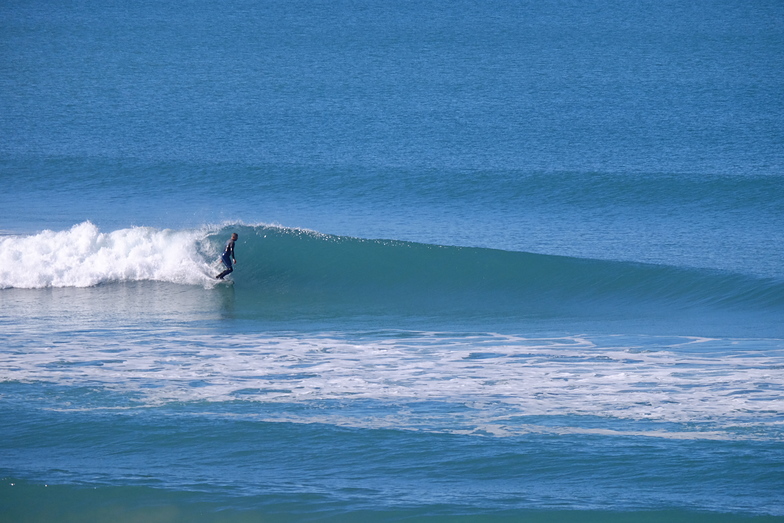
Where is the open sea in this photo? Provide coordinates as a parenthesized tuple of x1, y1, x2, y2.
(1, 0, 783, 521)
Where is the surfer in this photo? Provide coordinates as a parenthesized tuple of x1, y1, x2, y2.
(216, 232, 238, 279)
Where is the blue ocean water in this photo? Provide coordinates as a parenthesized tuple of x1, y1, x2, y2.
(1, 0, 783, 521)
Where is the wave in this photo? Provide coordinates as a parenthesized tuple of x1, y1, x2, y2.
(2, 222, 783, 316)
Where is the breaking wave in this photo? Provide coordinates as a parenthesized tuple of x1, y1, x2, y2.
(2, 222, 783, 319)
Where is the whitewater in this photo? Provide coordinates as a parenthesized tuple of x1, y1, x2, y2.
(4, 327, 783, 438)
(0, 222, 216, 288)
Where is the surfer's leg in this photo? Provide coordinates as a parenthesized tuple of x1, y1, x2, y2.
(216, 255, 233, 279)
(216, 267, 233, 279)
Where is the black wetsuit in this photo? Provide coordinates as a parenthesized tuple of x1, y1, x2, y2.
(216, 238, 236, 279)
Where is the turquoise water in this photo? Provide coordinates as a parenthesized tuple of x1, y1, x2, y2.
(1, 0, 783, 521)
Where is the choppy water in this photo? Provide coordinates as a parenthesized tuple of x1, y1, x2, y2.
(1, 0, 783, 521)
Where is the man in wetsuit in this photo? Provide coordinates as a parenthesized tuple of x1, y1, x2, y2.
(216, 232, 238, 279)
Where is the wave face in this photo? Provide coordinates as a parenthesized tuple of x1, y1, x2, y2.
(3, 222, 783, 324)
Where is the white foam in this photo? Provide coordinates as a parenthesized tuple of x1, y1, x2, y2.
(2, 330, 782, 440)
(0, 222, 217, 289)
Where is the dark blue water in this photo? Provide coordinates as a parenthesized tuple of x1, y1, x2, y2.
(1, 0, 783, 521)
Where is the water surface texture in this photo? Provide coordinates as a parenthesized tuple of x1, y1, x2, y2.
(1, 0, 783, 521)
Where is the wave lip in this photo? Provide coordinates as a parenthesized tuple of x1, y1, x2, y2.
(0, 222, 215, 289)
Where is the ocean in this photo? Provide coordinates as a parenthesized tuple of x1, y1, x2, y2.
(1, 0, 783, 521)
